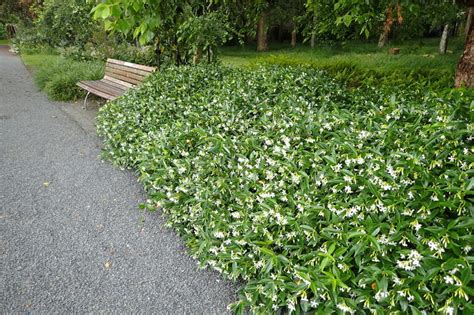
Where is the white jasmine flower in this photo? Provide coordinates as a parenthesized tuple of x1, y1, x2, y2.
(374, 290, 389, 302)
(445, 306, 454, 315)
(230, 212, 241, 219)
(393, 276, 402, 285)
(336, 303, 355, 314)
(214, 231, 225, 239)
(291, 173, 301, 184)
(397, 250, 422, 271)
(413, 222, 422, 232)
(332, 163, 342, 172)
(287, 301, 296, 312)
(463, 245, 472, 254)
(449, 268, 459, 275)
(444, 275, 454, 285)
(255, 260, 264, 269)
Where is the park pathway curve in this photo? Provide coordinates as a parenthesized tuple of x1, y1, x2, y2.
(0, 46, 237, 313)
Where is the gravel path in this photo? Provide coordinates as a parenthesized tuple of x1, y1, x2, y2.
(0, 46, 237, 313)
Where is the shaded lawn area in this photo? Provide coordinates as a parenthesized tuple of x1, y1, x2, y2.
(221, 37, 462, 75)
(0, 39, 10, 45)
(21, 53, 61, 73)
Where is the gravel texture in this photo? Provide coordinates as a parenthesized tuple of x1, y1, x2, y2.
(0, 46, 237, 313)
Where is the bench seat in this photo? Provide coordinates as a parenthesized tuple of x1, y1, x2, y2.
(77, 79, 127, 100)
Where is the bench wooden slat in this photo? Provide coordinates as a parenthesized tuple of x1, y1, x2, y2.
(105, 67, 146, 82)
(103, 75, 135, 89)
(107, 58, 156, 73)
(105, 69, 143, 85)
(77, 82, 117, 100)
(106, 62, 154, 77)
(101, 78, 129, 91)
(79, 80, 125, 98)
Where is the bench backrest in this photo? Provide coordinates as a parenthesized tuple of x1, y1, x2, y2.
(104, 58, 156, 89)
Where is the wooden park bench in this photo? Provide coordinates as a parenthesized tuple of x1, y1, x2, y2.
(77, 58, 156, 109)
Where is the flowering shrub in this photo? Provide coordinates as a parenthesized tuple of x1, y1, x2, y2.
(97, 66, 473, 314)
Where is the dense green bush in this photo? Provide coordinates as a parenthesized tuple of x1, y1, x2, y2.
(12, 0, 97, 52)
(34, 58, 104, 101)
(34, 0, 96, 47)
(60, 42, 157, 66)
(97, 65, 473, 314)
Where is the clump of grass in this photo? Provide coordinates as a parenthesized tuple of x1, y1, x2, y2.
(25, 54, 104, 101)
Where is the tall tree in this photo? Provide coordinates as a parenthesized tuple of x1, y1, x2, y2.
(455, 0, 474, 87)
(439, 23, 450, 53)
(256, 11, 268, 51)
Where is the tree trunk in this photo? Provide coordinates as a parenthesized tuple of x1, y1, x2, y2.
(155, 42, 161, 69)
(291, 30, 297, 48)
(310, 16, 316, 49)
(378, 6, 393, 48)
(378, 31, 388, 48)
(439, 24, 449, 54)
(466, 7, 473, 39)
(193, 47, 203, 65)
(256, 13, 268, 52)
(455, 6, 474, 87)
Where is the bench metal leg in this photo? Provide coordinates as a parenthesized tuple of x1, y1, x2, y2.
(82, 91, 91, 110)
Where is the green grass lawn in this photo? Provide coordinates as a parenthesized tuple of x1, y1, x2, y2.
(0, 39, 10, 45)
(221, 37, 462, 75)
(21, 53, 62, 71)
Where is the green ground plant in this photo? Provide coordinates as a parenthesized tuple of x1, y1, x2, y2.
(97, 65, 473, 314)
(23, 54, 104, 101)
(221, 38, 463, 89)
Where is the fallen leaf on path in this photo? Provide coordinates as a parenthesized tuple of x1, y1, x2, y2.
(104, 261, 111, 269)
(43, 182, 50, 187)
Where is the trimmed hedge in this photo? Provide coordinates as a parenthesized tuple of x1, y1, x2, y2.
(97, 65, 473, 314)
